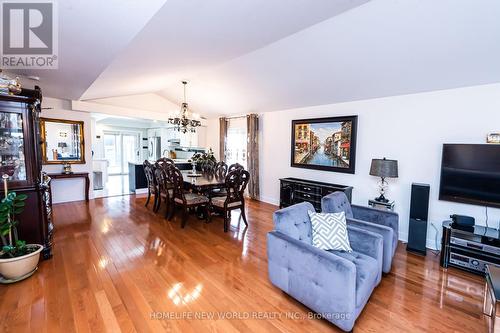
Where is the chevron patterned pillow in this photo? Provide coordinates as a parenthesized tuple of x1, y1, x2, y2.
(308, 211, 352, 252)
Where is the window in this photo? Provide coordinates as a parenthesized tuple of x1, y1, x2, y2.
(103, 131, 140, 175)
(225, 117, 247, 168)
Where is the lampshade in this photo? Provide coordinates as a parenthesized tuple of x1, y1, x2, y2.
(369, 158, 398, 178)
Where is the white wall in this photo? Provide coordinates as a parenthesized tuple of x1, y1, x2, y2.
(205, 118, 220, 159)
(41, 98, 93, 203)
(207, 83, 500, 249)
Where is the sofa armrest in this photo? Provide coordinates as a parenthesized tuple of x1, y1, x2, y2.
(267, 231, 357, 321)
(347, 226, 383, 262)
(347, 226, 383, 282)
(351, 204, 399, 235)
(347, 218, 395, 273)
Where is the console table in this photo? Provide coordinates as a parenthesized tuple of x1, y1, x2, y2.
(48, 172, 90, 201)
(280, 177, 353, 212)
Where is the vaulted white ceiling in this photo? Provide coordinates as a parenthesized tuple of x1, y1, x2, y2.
(163, 0, 500, 115)
(81, 0, 370, 100)
(8, 0, 500, 117)
(9, 0, 167, 101)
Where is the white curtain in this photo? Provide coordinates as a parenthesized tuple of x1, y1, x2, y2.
(225, 117, 247, 168)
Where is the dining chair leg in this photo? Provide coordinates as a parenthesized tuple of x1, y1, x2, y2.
(145, 190, 151, 207)
(240, 205, 248, 226)
(157, 195, 163, 212)
(207, 205, 212, 222)
(204, 205, 210, 223)
(168, 202, 175, 221)
(153, 194, 160, 212)
(181, 206, 188, 228)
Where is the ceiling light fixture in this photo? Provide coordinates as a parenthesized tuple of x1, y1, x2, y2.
(168, 81, 201, 133)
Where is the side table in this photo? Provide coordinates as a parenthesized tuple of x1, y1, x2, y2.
(368, 199, 395, 211)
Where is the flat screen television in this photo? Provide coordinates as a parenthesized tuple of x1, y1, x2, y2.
(439, 144, 500, 208)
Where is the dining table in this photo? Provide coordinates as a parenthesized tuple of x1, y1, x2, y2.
(181, 170, 226, 193)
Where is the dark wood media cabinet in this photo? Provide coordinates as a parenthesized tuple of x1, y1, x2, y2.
(279, 177, 353, 212)
(440, 220, 500, 275)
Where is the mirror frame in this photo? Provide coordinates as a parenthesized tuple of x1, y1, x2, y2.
(40, 117, 85, 165)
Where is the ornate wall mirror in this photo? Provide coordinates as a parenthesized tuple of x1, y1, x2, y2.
(40, 118, 85, 164)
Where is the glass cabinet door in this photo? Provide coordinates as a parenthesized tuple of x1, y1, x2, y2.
(0, 111, 26, 181)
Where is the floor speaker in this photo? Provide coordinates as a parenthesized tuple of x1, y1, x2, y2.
(407, 183, 430, 256)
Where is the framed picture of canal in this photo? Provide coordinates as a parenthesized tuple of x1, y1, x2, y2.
(291, 115, 358, 174)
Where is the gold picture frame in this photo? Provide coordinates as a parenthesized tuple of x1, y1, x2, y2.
(40, 117, 85, 164)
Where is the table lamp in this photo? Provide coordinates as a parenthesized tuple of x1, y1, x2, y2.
(369, 157, 398, 202)
(58, 142, 67, 152)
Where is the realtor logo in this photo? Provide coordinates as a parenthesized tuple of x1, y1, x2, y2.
(1, 0, 58, 68)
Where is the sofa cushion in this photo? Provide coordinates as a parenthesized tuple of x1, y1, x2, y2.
(308, 211, 352, 252)
(330, 250, 379, 307)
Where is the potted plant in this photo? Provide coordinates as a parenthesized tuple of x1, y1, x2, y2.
(0, 174, 43, 282)
(190, 148, 217, 171)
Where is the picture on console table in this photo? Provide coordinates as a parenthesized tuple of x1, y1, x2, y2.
(291, 116, 357, 173)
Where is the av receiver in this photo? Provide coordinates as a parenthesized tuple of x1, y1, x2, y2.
(449, 253, 491, 273)
(441, 220, 500, 275)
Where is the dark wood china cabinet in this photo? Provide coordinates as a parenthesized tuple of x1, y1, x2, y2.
(0, 87, 53, 259)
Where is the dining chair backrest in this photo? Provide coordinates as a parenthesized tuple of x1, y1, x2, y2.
(154, 162, 170, 193)
(224, 169, 250, 204)
(228, 163, 244, 173)
(143, 160, 156, 189)
(214, 161, 228, 178)
(158, 158, 174, 188)
(166, 164, 186, 203)
(200, 159, 216, 174)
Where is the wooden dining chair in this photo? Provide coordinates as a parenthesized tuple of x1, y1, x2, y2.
(200, 159, 216, 174)
(211, 161, 229, 197)
(228, 163, 244, 173)
(153, 162, 174, 215)
(167, 166, 210, 228)
(143, 160, 158, 208)
(209, 169, 250, 232)
(214, 161, 228, 178)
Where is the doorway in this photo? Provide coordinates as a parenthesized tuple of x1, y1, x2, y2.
(103, 131, 140, 175)
(93, 130, 140, 198)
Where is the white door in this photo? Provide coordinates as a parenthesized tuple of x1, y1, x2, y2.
(104, 133, 122, 174)
(104, 131, 140, 175)
(122, 134, 139, 173)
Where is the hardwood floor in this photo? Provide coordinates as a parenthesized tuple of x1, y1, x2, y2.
(0, 195, 488, 332)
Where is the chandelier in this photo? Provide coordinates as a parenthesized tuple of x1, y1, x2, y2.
(168, 81, 201, 133)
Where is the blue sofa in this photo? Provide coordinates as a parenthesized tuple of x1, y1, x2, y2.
(267, 202, 383, 332)
(321, 192, 399, 273)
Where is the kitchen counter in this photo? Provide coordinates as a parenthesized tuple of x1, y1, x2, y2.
(128, 160, 193, 192)
(128, 158, 191, 165)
